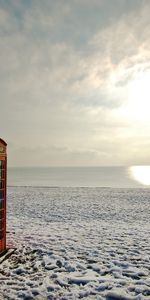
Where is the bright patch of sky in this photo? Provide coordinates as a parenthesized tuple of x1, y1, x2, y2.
(0, 0, 150, 166)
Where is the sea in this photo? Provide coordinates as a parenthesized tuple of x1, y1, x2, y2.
(7, 166, 150, 188)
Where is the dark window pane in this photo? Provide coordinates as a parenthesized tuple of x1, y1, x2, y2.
(0, 230, 4, 239)
(0, 161, 4, 167)
(0, 210, 4, 220)
(0, 219, 4, 230)
(0, 200, 3, 209)
(0, 190, 4, 199)
(0, 180, 4, 189)
(0, 171, 4, 179)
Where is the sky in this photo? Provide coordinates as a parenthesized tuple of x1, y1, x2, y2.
(0, 0, 150, 167)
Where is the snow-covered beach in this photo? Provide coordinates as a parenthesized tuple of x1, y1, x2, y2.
(0, 186, 150, 299)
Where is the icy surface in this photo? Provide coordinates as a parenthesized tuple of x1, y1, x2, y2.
(0, 187, 150, 299)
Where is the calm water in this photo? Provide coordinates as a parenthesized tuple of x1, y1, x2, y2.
(7, 166, 150, 188)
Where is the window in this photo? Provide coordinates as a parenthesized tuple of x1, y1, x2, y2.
(0, 230, 4, 239)
(0, 190, 4, 199)
(0, 200, 3, 209)
(0, 218, 4, 229)
(0, 180, 4, 189)
(0, 210, 4, 220)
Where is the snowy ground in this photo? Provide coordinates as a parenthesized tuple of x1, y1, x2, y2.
(0, 187, 150, 299)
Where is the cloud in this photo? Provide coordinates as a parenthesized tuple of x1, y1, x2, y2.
(1, 0, 150, 166)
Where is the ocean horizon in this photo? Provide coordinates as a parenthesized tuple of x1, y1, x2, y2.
(7, 165, 150, 188)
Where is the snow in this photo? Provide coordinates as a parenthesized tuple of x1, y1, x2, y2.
(0, 186, 150, 299)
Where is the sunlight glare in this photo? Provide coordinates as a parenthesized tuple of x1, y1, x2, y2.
(130, 165, 150, 186)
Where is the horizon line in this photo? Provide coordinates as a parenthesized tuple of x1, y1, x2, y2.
(8, 164, 150, 168)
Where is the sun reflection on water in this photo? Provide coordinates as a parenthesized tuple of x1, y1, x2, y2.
(130, 165, 150, 186)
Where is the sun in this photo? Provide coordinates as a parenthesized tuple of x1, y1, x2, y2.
(126, 70, 150, 122)
(130, 166, 150, 186)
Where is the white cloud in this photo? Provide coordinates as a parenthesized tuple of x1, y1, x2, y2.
(1, 0, 150, 166)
